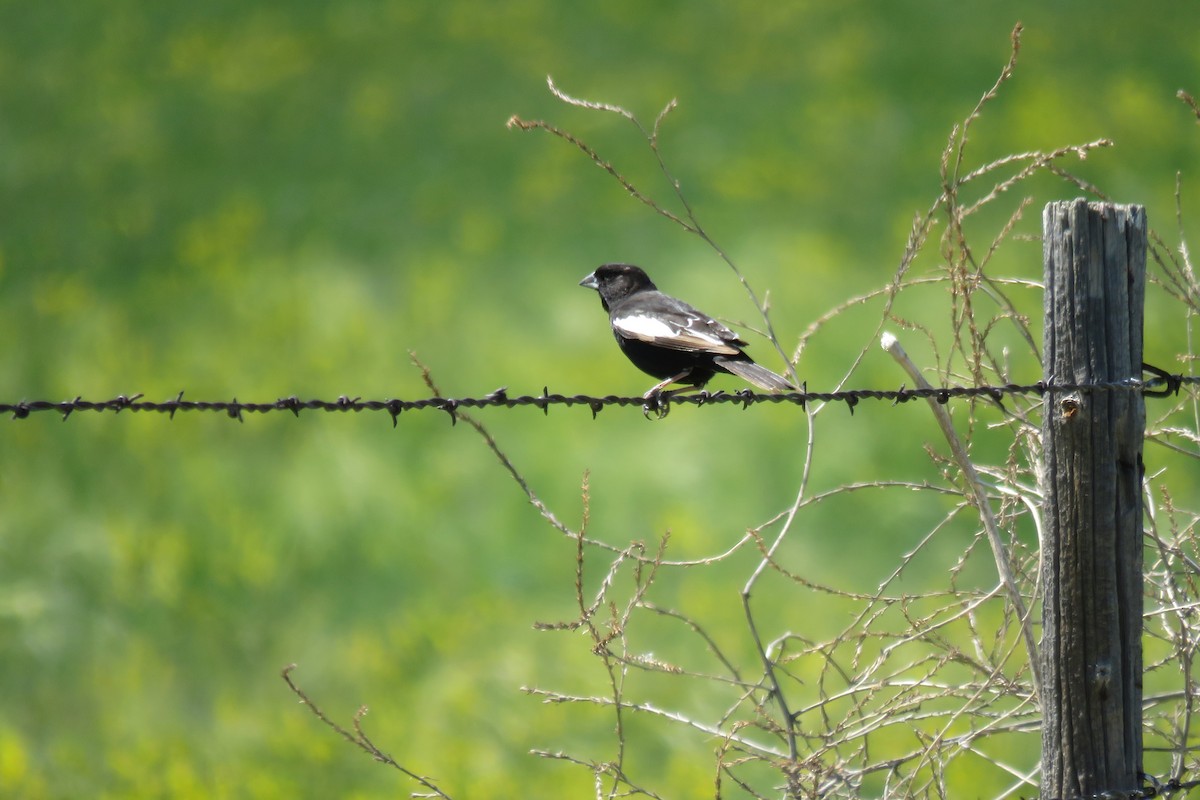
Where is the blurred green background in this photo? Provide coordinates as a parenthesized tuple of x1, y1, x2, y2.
(2, 2, 1198, 797)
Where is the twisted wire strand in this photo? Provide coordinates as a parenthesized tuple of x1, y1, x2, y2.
(1035, 775, 1200, 800)
(3, 372, 1194, 425)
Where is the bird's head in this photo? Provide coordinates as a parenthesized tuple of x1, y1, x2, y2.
(579, 263, 656, 312)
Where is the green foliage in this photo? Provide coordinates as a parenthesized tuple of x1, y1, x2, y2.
(2, 2, 1199, 797)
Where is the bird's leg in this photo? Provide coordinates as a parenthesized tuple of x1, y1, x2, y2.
(640, 369, 695, 419)
(642, 369, 694, 400)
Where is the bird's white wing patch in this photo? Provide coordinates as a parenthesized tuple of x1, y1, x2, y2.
(613, 314, 678, 340)
(613, 312, 740, 354)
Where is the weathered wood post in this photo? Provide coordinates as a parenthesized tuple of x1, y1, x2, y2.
(1041, 200, 1145, 798)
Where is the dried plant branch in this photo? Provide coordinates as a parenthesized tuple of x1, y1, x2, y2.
(1178, 89, 1200, 124)
(946, 22, 1024, 185)
(881, 332, 1041, 696)
(281, 665, 453, 799)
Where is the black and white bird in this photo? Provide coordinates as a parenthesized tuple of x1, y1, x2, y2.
(579, 263, 794, 398)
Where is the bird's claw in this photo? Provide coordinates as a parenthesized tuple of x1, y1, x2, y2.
(641, 391, 670, 420)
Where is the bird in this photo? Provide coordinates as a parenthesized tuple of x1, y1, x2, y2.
(579, 263, 794, 398)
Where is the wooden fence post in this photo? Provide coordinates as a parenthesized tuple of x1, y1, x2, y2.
(1041, 200, 1145, 798)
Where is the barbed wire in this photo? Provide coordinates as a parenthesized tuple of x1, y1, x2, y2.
(1034, 774, 1200, 800)
(2, 367, 1195, 425)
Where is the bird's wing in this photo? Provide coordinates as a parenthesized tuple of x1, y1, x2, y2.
(611, 293, 745, 355)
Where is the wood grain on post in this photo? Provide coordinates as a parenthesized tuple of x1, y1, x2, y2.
(1041, 200, 1145, 798)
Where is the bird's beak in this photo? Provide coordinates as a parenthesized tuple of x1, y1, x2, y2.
(579, 272, 599, 290)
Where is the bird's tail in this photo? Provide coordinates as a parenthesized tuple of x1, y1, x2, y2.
(714, 357, 795, 392)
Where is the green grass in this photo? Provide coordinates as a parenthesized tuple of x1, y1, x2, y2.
(3, 3, 1199, 797)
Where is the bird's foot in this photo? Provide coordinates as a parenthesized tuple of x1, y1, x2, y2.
(639, 370, 696, 420)
(641, 390, 671, 420)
